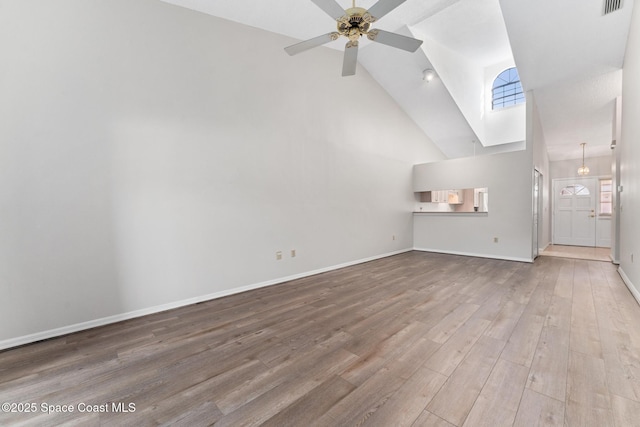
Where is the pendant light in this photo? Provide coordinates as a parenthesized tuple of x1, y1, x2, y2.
(577, 142, 590, 176)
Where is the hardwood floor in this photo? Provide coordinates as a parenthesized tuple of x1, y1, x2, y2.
(1, 251, 639, 426)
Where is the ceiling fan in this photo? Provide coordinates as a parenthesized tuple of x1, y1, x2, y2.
(284, 0, 423, 76)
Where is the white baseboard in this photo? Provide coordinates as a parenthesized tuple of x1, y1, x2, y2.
(0, 248, 413, 351)
(413, 247, 533, 263)
(618, 267, 640, 307)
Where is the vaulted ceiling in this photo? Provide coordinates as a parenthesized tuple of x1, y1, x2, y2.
(161, 0, 635, 162)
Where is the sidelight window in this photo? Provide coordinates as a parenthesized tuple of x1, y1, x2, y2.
(599, 179, 612, 215)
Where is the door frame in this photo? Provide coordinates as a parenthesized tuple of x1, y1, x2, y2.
(532, 169, 541, 259)
(551, 176, 610, 247)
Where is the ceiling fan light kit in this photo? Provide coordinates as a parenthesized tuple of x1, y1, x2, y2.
(285, 0, 423, 77)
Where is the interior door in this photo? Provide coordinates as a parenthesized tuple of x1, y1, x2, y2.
(553, 178, 597, 246)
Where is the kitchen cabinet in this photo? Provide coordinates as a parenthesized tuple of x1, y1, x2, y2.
(433, 190, 445, 203)
(418, 190, 464, 204)
(415, 187, 488, 213)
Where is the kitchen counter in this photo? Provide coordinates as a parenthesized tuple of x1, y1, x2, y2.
(413, 211, 488, 216)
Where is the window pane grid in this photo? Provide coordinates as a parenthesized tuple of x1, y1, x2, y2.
(492, 82, 524, 108)
(492, 68, 525, 110)
(560, 185, 590, 196)
(599, 179, 613, 215)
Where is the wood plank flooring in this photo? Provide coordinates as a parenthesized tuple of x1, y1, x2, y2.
(1, 251, 640, 426)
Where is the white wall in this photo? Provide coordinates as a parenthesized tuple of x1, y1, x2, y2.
(530, 93, 551, 251)
(412, 150, 533, 261)
(412, 90, 535, 262)
(611, 97, 622, 263)
(0, 0, 445, 348)
(619, 1, 640, 301)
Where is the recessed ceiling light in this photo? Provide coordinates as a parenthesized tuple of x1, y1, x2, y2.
(423, 68, 436, 82)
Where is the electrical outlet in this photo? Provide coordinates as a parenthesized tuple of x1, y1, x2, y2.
(632, 253, 634, 263)
(291, 249, 296, 258)
(392, 235, 396, 241)
(493, 237, 499, 243)
(276, 251, 282, 260)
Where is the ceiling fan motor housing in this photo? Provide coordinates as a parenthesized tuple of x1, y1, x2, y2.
(337, 7, 374, 43)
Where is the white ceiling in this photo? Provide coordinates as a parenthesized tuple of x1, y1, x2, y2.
(500, 0, 634, 161)
(161, 0, 635, 162)
(411, 0, 512, 67)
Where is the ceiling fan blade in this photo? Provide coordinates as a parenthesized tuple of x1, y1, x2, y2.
(310, 0, 347, 20)
(367, 29, 423, 52)
(284, 32, 340, 56)
(367, 0, 407, 21)
(342, 41, 359, 77)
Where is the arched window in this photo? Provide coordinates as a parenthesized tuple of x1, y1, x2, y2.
(560, 184, 590, 196)
(492, 67, 525, 110)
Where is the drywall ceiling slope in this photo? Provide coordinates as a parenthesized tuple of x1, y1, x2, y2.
(500, 0, 634, 161)
(417, 32, 487, 145)
(161, 0, 490, 158)
(161, 0, 461, 47)
(161, 0, 632, 163)
(359, 26, 526, 159)
(411, 0, 513, 67)
(409, 0, 527, 151)
(537, 70, 622, 161)
(358, 28, 479, 159)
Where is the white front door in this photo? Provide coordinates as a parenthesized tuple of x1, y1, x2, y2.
(553, 178, 597, 246)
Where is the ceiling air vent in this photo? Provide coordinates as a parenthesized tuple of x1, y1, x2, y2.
(603, 0, 623, 15)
